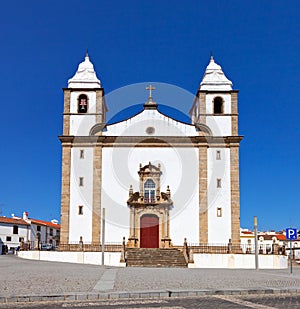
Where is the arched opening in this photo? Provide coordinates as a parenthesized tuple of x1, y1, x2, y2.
(140, 214, 159, 248)
(144, 179, 156, 203)
(213, 97, 223, 114)
(78, 94, 88, 113)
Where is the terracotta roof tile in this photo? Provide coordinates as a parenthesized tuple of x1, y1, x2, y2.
(29, 218, 60, 229)
(0, 217, 30, 226)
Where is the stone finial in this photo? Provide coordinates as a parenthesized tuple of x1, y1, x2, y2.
(166, 185, 171, 197)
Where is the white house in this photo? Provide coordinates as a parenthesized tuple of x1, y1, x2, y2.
(0, 216, 30, 253)
(0, 212, 60, 253)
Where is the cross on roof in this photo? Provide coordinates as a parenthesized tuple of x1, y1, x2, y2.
(146, 84, 156, 100)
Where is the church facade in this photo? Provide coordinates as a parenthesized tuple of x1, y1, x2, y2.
(59, 54, 242, 249)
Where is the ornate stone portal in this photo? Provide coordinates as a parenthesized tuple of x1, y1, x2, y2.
(127, 162, 173, 248)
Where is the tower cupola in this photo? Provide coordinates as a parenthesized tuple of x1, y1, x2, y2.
(68, 52, 101, 89)
(199, 56, 232, 91)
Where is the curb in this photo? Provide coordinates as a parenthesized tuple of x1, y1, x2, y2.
(1, 287, 300, 304)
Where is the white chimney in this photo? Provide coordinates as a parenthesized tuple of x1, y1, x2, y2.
(23, 211, 29, 220)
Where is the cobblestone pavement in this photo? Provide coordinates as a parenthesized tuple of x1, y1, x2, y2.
(2, 294, 300, 308)
(114, 267, 300, 291)
(0, 255, 106, 296)
(1, 255, 300, 305)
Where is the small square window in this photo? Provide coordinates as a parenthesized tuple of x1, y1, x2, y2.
(216, 150, 221, 160)
(80, 150, 84, 159)
(19, 237, 24, 242)
(13, 225, 18, 234)
(37, 225, 41, 232)
(79, 177, 84, 187)
(6, 236, 11, 241)
(217, 178, 222, 188)
(78, 205, 83, 215)
(217, 207, 222, 217)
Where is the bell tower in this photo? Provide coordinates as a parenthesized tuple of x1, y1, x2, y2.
(60, 53, 107, 244)
(190, 56, 242, 245)
(62, 52, 107, 137)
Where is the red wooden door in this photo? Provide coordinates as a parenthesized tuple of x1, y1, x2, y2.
(140, 215, 159, 248)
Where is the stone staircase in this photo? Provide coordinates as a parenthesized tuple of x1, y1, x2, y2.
(126, 248, 188, 267)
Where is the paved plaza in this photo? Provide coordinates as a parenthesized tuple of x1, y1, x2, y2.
(1, 255, 300, 306)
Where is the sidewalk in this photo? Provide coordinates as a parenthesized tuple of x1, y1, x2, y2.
(1, 255, 300, 304)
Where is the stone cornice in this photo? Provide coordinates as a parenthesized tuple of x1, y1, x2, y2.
(63, 87, 104, 92)
(58, 135, 243, 147)
(196, 89, 239, 95)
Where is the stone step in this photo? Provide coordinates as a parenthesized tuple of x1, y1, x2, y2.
(126, 248, 187, 268)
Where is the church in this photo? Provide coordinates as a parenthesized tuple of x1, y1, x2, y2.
(59, 54, 242, 250)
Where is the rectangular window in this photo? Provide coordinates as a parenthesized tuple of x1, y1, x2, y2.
(78, 205, 83, 215)
(13, 225, 18, 234)
(37, 225, 41, 232)
(50, 228, 53, 236)
(80, 149, 84, 159)
(79, 177, 84, 187)
(19, 237, 24, 242)
(6, 236, 11, 241)
(217, 207, 222, 217)
(216, 150, 221, 160)
(217, 178, 222, 188)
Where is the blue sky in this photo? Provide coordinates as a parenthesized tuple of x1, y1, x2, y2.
(0, 1, 299, 232)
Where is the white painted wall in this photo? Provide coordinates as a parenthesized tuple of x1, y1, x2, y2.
(17, 251, 124, 267)
(17, 251, 287, 269)
(104, 109, 198, 137)
(0, 223, 29, 249)
(101, 146, 199, 245)
(69, 91, 97, 136)
(205, 94, 232, 136)
(207, 148, 231, 244)
(191, 253, 288, 269)
(206, 116, 232, 136)
(205, 94, 231, 114)
(69, 147, 94, 242)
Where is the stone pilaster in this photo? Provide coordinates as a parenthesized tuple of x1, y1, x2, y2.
(96, 89, 103, 124)
(231, 92, 238, 136)
(230, 146, 241, 244)
(60, 143, 71, 244)
(92, 143, 102, 243)
(199, 92, 206, 124)
(199, 145, 208, 243)
(63, 89, 71, 135)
